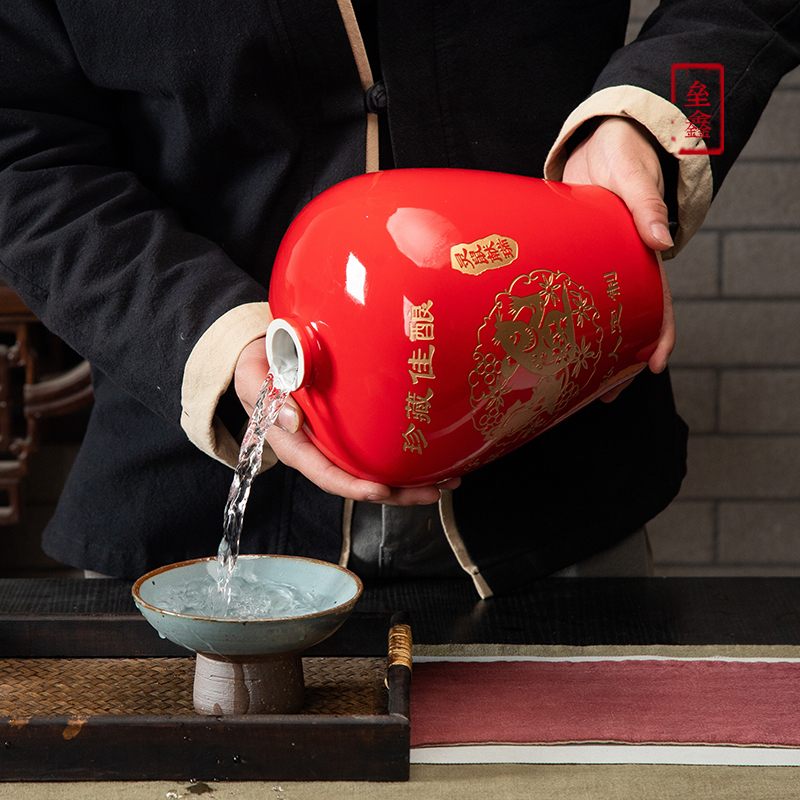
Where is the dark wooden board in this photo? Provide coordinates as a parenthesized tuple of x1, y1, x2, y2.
(356, 577, 800, 646)
(6, 577, 800, 653)
(4, 577, 800, 651)
(1, 701, 409, 782)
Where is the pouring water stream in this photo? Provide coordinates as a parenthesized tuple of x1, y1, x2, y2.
(215, 371, 290, 615)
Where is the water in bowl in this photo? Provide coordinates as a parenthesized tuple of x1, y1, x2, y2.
(156, 561, 335, 619)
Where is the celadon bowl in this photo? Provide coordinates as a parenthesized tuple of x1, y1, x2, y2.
(132, 555, 363, 715)
(133, 554, 363, 656)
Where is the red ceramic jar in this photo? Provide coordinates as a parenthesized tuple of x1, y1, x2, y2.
(266, 168, 662, 487)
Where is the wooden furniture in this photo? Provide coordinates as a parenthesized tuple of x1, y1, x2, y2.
(0, 282, 93, 523)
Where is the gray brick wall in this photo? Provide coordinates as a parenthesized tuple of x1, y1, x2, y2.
(626, 2, 800, 575)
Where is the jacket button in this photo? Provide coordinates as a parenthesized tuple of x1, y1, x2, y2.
(364, 81, 387, 114)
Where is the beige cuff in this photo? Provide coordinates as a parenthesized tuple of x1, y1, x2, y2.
(544, 85, 713, 259)
(180, 302, 278, 470)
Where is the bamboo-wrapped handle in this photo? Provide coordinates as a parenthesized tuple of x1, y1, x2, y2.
(388, 621, 412, 671)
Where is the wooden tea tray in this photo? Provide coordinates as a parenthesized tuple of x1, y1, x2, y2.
(0, 579, 410, 782)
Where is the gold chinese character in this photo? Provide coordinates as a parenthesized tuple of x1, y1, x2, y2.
(600, 367, 616, 387)
(610, 303, 622, 334)
(604, 271, 621, 300)
(408, 300, 435, 342)
(402, 423, 428, 454)
(408, 345, 436, 384)
(609, 335, 622, 361)
(405, 388, 434, 424)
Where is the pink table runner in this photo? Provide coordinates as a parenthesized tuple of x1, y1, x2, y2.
(410, 659, 800, 748)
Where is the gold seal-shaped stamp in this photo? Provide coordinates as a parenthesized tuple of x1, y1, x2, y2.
(450, 235, 518, 275)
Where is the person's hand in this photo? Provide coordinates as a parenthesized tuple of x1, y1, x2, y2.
(562, 116, 676, 402)
(234, 337, 460, 505)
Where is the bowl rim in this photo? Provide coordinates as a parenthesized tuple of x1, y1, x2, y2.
(131, 554, 364, 624)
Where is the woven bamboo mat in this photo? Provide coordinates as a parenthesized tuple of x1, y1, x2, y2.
(0, 657, 387, 717)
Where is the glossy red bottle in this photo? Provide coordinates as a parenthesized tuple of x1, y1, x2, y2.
(266, 168, 662, 487)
